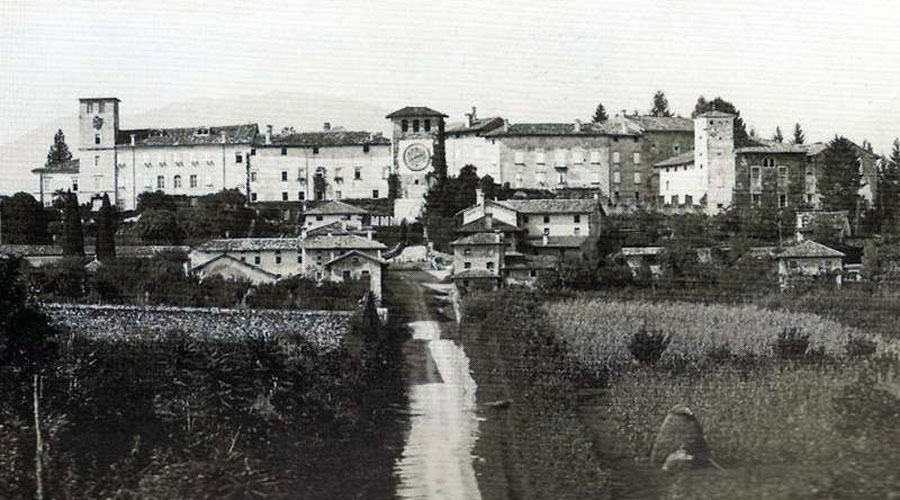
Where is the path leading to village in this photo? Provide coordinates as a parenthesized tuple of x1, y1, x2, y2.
(389, 270, 483, 500)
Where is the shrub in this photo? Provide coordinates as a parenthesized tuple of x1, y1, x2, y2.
(627, 324, 672, 364)
(772, 326, 810, 360)
(846, 335, 878, 357)
(705, 343, 734, 364)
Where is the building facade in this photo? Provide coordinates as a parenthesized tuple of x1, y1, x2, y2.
(444, 107, 505, 179)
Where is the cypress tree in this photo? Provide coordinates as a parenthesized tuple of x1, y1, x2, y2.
(650, 91, 674, 117)
(773, 127, 784, 143)
(61, 192, 85, 257)
(592, 103, 609, 123)
(819, 136, 863, 225)
(45, 129, 73, 166)
(96, 194, 116, 262)
(792, 123, 806, 145)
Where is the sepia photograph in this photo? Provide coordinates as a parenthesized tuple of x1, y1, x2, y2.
(1, 1, 899, 498)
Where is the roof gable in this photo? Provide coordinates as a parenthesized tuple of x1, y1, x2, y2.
(386, 106, 447, 118)
(778, 240, 845, 259)
(301, 234, 386, 250)
(497, 198, 599, 214)
(305, 200, 369, 216)
(324, 249, 387, 267)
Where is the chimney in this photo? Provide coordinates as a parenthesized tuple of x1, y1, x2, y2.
(324, 122, 331, 131)
(367, 229, 373, 240)
(485, 213, 493, 230)
(475, 188, 484, 206)
(130, 133, 135, 146)
(466, 106, 477, 127)
(503, 118, 510, 132)
(574, 118, 583, 132)
(220, 131, 227, 144)
(265, 125, 273, 145)
(542, 233, 549, 246)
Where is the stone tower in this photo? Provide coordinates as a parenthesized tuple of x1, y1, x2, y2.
(694, 111, 735, 215)
(78, 97, 121, 208)
(385, 106, 447, 200)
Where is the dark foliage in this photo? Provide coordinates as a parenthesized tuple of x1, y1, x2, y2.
(627, 325, 672, 364)
(246, 276, 369, 311)
(0, 192, 52, 244)
(592, 102, 609, 123)
(819, 136, 863, 226)
(692, 96, 755, 147)
(388, 172, 402, 201)
(61, 192, 84, 257)
(772, 326, 810, 360)
(45, 129, 73, 166)
(650, 90, 673, 117)
(95, 194, 116, 262)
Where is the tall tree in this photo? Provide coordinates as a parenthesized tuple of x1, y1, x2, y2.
(456, 165, 480, 211)
(95, 194, 117, 262)
(876, 139, 900, 234)
(45, 129, 73, 166)
(387, 173, 402, 201)
(61, 192, 84, 257)
(650, 91, 673, 117)
(592, 103, 609, 123)
(819, 136, 863, 226)
(861, 139, 874, 153)
(792, 123, 806, 145)
(480, 174, 497, 202)
(692, 96, 754, 147)
(0, 193, 51, 245)
(773, 127, 784, 143)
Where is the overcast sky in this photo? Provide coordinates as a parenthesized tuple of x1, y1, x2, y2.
(2, 0, 900, 154)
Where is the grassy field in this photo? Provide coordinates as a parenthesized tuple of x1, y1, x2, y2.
(546, 297, 900, 499)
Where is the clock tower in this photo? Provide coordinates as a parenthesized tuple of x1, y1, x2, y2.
(386, 106, 447, 200)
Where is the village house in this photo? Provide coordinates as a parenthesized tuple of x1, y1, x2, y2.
(302, 200, 370, 231)
(249, 124, 392, 203)
(444, 107, 506, 179)
(451, 194, 603, 289)
(776, 239, 845, 288)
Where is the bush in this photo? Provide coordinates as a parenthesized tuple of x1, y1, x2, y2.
(627, 324, 672, 364)
(846, 335, 878, 357)
(772, 326, 810, 360)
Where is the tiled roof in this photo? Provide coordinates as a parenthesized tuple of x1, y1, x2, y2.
(802, 141, 880, 160)
(504, 254, 558, 270)
(196, 238, 298, 252)
(778, 240, 845, 259)
(498, 198, 599, 214)
(620, 246, 665, 256)
(32, 158, 80, 174)
(117, 124, 259, 147)
(697, 111, 735, 118)
(457, 216, 520, 233)
(626, 116, 693, 132)
(653, 151, 695, 168)
(451, 233, 503, 246)
(324, 249, 388, 267)
(301, 234, 386, 250)
(306, 221, 347, 236)
(305, 200, 369, 216)
(452, 269, 498, 280)
(736, 140, 808, 154)
(193, 254, 278, 278)
(116, 245, 191, 257)
(386, 106, 447, 118)
(446, 117, 506, 136)
(263, 130, 390, 147)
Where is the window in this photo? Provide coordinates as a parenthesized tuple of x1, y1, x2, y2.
(275, 252, 282, 264)
(557, 171, 566, 185)
(463, 248, 471, 256)
(413, 120, 420, 132)
(779, 194, 788, 208)
(235, 153, 242, 163)
(298, 191, 305, 201)
(401, 120, 408, 132)
(98, 102, 105, 113)
(313, 146, 319, 154)
(372, 190, 379, 198)
(807, 194, 814, 203)
(282, 192, 288, 201)
(95, 133, 101, 145)
(254, 255, 261, 265)
(297, 254, 303, 264)
(281, 147, 287, 156)
(487, 262, 495, 270)
(424, 119, 431, 132)
(612, 151, 621, 164)
(543, 227, 550, 235)
(522, 215, 529, 223)
(361, 270, 370, 278)
(93, 175, 102, 189)
(536, 149, 546, 165)
(250, 171, 258, 182)
(316, 215, 324, 221)
(251, 148, 256, 156)
(613, 191, 619, 202)
(463, 262, 472, 269)
(87, 102, 93, 113)
(190, 174, 198, 188)
(613, 171, 621, 184)
(671, 195, 679, 205)
(752, 193, 761, 206)
(805, 165, 814, 177)
(590, 151, 601, 164)
(157, 176, 165, 189)
(778, 165, 788, 184)
(634, 172, 642, 184)
(514, 152, 525, 165)
(251, 192, 258, 201)
(634, 191, 640, 201)
(173, 175, 182, 189)
(673, 144, 681, 154)
(751, 166, 761, 191)
(342, 270, 352, 281)
(94, 155, 100, 167)
(515, 174, 523, 187)
(633, 152, 641, 164)
(554, 149, 567, 166)
(354, 166, 362, 180)
(543, 215, 550, 224)
(281, 171, 288, 182)
(573, 215, 581, 223)
(529, 269, 537, 278)
(336, 190, 342, 200)
(665, 180, 670, 191)
(574, 227, 581, 236)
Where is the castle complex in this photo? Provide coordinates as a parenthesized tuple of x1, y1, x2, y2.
(31, 98, 879, 217)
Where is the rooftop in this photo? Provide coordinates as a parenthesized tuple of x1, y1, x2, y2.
(736, 140, 809, 154)
(653, 151, 695, 168)
(192, 254, 279, 278)
(485, 115, 690, 138)
(446, 116, 506, 136)
(304, 200, 369, 216)
(778, 240, 845, 259)
(697, 110, 735, 119)
(526, 235, 590, 248)
(32, 158, 80, 174)
(497, 198, 600, 214)
(451, 232, 504, 246)
(263, 130, 390, 147)
(457, 215, 521, 234)
(117, 124, 259, 147)
(301, 234, 386, 250)
(196, 238, 298, 252)
(386, 106, 448, 119)
(324, 249, 388, 267)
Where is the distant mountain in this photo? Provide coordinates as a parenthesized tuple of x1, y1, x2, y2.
(0, 91, 393, 196)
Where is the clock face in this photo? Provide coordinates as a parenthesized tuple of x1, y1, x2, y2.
(93, 115, 104, 130)
(403, 143, 431, 172)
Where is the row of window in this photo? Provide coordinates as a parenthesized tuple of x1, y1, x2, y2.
(401, 119, 432, 133)
(521, 214, 582, 224)
(513, 150, 642, 166)
(153, 174, 209, 189)
(249, 166, 392, 183)
(462, 261, 496, 271)
(249, 189, 381, 202)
